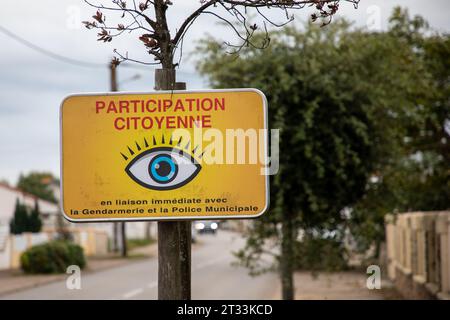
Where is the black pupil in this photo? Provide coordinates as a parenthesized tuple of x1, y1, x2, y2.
(156, 161, 171, 177)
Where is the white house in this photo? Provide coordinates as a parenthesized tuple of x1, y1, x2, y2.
(0, 183, 59, 230)
(46, 181, 153, 240)
(0, 183, 60, 270)
(0, 183, 114, 270)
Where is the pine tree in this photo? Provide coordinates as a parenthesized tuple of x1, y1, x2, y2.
(10, 198, 29, 234)
(29, 200, 42, 233)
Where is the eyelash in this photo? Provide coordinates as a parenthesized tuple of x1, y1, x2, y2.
(120, 134, 203, 162)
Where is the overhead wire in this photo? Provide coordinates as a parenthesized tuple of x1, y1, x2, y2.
(0, 24, 152, 70)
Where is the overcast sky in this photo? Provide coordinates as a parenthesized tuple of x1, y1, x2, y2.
(0, 0, 449, 184)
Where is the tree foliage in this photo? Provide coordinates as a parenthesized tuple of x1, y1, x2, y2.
(349, 7, 450, 254)
(17, 172, 57, 204)
(10, 199, 29, 235)
(10, 199, 42, 234)
(29, 201, 43, 233)
(197, 8, 439, 283)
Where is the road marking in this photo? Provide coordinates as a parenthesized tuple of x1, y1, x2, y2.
(122, 288, 144, 299)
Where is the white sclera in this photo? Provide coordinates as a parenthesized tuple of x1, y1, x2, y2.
(128, 150, 198, 188)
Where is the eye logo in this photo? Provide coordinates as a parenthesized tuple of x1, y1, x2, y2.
(120, 136, 202, 191)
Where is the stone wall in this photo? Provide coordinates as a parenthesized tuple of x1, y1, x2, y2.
(385, 212, 450, 300)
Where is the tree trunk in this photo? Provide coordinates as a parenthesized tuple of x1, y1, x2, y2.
(280, 213, 294, 300)
(156, 69, 191, 300)
(110, 60, 120, 253)
(154, 0, 174, 69)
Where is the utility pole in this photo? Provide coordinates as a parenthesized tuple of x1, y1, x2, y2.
(110, 59, 127, 257)
(155, 69, 191, 300)
(121, 220, 127, 257)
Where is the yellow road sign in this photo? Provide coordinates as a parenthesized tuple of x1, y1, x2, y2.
(60, 89, 269, 222)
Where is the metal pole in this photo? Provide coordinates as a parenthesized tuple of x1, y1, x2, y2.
(155, 69, 191, 300)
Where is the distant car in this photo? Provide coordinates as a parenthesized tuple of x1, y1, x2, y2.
(194, 221, 218, 234)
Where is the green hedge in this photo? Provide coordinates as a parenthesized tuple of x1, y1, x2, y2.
(20, 241, 86, 274)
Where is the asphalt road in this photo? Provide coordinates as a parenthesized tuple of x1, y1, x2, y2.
(1, 230, 278, 300)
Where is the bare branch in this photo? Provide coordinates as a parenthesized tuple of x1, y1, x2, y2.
(83, 0, 360, 68)
(113, 48, 161, 65)
(84, 0, 157, 29)
(172, 1, 218, 47)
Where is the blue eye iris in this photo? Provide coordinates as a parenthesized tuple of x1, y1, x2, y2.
(149, 154, 178, 184)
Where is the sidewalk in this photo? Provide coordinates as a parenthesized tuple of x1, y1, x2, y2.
(274, 271, 401, 300)
(0, 242, 158, 297)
